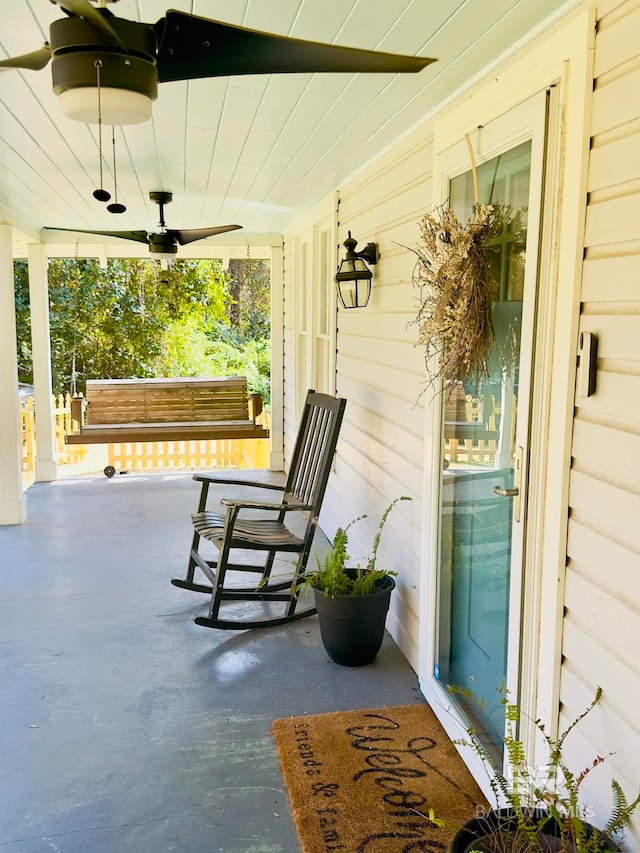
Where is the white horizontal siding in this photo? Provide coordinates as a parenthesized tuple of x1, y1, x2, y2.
(308, 123, 435, 670)
(593, 1, 640, 75)
(569, 468, 640, 542)
(591, 64, 640, 135)
(567, 517, 639, 604)
(565, 569, 640, 670)
(561, 0, 640, 845)
(572, 417, 640, 480)
(582, 250, 640, 302)
(580, 310, 640, 361)
(584, 191, 640, 246)
(588, 125, 640, 191)
(562, 618, 640, 727)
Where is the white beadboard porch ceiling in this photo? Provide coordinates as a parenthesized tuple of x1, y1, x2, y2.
(1, 0, 575, 256)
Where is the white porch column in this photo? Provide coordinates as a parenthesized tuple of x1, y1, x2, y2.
(0, 223, 27, 524)
(269, 243, 284, 471)
(28, 243, 58, 481)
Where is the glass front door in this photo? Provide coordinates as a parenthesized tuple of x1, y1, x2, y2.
(433, 96, 547, 761)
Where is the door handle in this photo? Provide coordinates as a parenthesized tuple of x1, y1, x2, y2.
(494, 486, 519, 497)
(493, 446, 524, 522)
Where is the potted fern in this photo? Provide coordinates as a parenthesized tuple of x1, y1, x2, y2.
(300, 496, 411, 666)
(450, 687, 640, 852)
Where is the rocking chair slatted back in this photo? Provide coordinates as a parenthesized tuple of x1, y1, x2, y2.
(285, 398, 341, 509)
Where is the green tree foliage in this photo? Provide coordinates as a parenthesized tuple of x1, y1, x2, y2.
(207, 337, 271, 403)
(14, 257, 230, 394)
(14, 265, 31, 383)
(14, 254, 271, 402)
(225, 258, 270, 341)
(151, 316, 216, 378)
(208, 257, 271, 403)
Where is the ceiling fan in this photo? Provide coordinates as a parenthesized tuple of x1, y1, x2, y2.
(0, 0, 435, 126)
(44, 190, 242, 257)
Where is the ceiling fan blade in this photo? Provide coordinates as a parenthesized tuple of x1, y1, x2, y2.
(155, 11, 434, 84)
(0, 45, 52, 71)
(53, 0, 125, 47)
(170, 225, 243, 246)
(44, 227, 150, 245)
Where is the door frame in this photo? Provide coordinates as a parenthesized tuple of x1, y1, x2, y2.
(433, 96, 547, 747)
(418, 8, 595, 794)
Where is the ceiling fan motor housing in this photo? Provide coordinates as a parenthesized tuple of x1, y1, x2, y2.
(148, 233, 178, 256)
(49, 15, 158, 123)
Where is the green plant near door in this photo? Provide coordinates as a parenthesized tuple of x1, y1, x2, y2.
(449, 687, 640, 852)
(303, 495, 410, 597)
(299, 496, 411, 666)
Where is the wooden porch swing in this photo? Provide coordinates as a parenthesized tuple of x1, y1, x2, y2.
(62, 241, 269, 471)
(66, 375, 269, 444)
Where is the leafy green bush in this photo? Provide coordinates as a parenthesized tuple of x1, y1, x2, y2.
(300, 497, 411, 597)
(14, 256, 271, 403)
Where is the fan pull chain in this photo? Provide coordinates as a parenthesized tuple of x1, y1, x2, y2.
(107, 126, 126, 214)
(92, 60, 111, 203)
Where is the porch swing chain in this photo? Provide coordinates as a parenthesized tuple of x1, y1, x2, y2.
(70, 242, 80, 397)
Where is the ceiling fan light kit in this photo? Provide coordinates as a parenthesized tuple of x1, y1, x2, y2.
(50, 11, 157, 125)
(59, 85, 152, 125)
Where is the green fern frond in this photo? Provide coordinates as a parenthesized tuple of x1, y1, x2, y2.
(505, 737, 526, 766)
(605, 779, 640, 836)
(350, 567, 396, 595)
(299, 499, 409, 596)
(556, 686, 602, 751)
(505, 703, 520, 723)
(367, 495, 411, 573)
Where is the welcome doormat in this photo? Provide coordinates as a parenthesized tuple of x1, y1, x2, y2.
(272, 704, 487, 853)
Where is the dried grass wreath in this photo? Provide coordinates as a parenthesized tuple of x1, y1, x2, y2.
(410, 203, 501, 397)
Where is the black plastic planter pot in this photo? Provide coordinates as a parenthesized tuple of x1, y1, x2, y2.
(449, 808, 620, 852)
(312, 574, 395, 667)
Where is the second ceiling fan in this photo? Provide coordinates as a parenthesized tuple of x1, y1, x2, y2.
(45, 190, 242, 257)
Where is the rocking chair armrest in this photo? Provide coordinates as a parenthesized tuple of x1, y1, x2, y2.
(193, 473, 284, 492)
(220, 498, 312, 513)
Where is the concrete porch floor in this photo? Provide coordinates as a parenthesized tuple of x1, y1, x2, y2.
(0, 471, 423, 852)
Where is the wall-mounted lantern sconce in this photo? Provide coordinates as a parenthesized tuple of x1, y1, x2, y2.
(335, 231, 379, 308)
